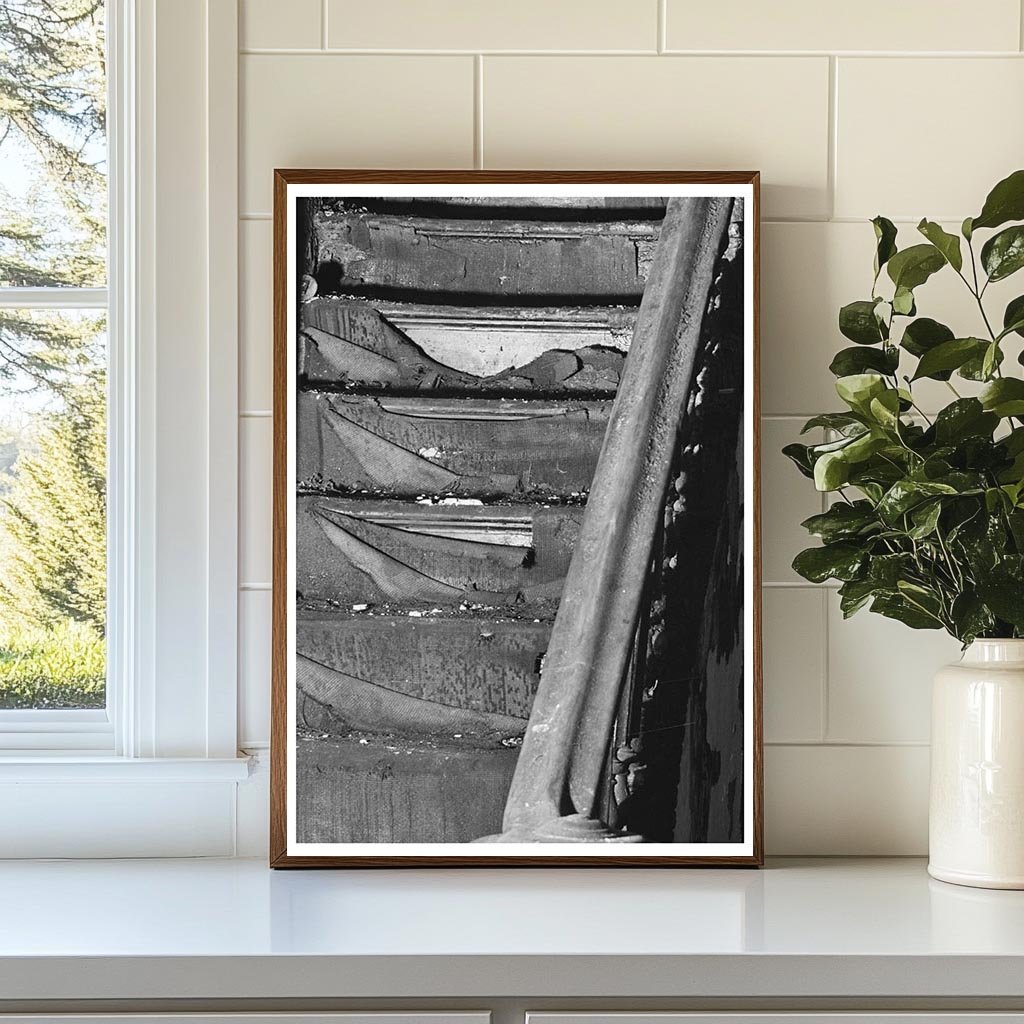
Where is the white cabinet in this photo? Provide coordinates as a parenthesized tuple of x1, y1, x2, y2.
(0, 1017, 489, 1024)
(528, 1017, 1024, 1024)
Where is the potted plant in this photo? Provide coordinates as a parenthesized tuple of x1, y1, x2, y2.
(785, 169, 1024, 889)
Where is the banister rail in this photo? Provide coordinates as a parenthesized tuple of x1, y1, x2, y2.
(483, 196, 735, 842)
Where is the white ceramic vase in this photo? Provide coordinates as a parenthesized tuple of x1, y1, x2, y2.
(929, 639, 1024, 889)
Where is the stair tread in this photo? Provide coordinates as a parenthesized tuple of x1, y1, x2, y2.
(296, 495, 580, 609)
(324, 195, 666, 215)
(311, 210, 659, 302)
(297, 392, 607, 500)
(296, 735, 518, 844)
(295, 613, 550, 736)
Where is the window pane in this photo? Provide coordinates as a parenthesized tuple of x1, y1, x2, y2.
(0, 309, 105, 709)
(0, 1, 107, 288)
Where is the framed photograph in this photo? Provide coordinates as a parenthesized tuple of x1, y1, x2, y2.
(270, 170, 762, 867)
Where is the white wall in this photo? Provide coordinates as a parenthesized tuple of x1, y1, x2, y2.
(234, 0, 1024, 855)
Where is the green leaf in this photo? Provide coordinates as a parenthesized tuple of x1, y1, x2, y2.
(917, 219, 963, 272)
(981, 225, 1024, 282)
(982, 341, 1001, 381)
(782, 442, 814, 479)
(1009, 508, 1024, 546)
(1003, 295, 1024, 339)
(976, 580, 1024, 629)
(892, 286, 916, 316)
(1006, 428, 1024, 457)
(849, 459, 906, 491)
(800, 413, 865, 435)
(971, 169, 1024, 232)
(856, 481, 885, 503)
(868, 552, 915, 587)
(950, 593, 995, 644)
(847, 431, 888, 462)
(960, 344, 1004, 381)
(998, 442, 1024, 486)
(908, 500, 942, 540)
(839, 299, 886, 345)
(962, 216, 974, 241)
(868, 389, 902, 430)
(887, 243, 946, 291)
(809, 434, 864, 456)
(933, 399, 998, 444)
(835, 373, 887, 413)
(950, 503, 1005, 574)
(1003, 481, 1024, 506)
(871, 594, 943, 630)
(829, 345, 899, 378)
(931, 470, 986, 495)
(838, 578, 878, 618)
(800, 501, 879, 543)
(877, 479, 958, 524)
(872, 216, 898, 277)
(814, 450, 850, 491)
(985, 486, 1008, 513)
(900, 317, 954, 359)
(980, 378, 1024, 418)
(911, 337, 987, 381)
(792, 543, 866, 584)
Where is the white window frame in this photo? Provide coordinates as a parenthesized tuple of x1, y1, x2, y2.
(0, 0, 249, 857)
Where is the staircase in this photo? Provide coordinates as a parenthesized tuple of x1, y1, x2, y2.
(293, 194, 741, 845)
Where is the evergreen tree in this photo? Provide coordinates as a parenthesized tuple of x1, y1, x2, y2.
(0, 0, 106, 394)
(0, 1, 107, 638)
(0, 370, 105, 632)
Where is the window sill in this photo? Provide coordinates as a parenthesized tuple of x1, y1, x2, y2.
(0, 755, 254, 857)
(0, 754, 252, 782)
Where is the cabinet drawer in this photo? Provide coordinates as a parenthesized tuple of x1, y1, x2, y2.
(0, 1015, 489, 1024)
(528, 1016, 1024, 1024)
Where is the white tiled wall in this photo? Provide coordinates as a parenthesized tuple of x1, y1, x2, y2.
(236, 0, 1024, 854)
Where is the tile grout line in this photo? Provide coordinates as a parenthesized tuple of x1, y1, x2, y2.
(237, 47, 1024, 57)
(657, 0, 666, 53)
(321, 0, 329, 50)
(820, 587, 831, 742)
(827, 55, 838, 220)
(474, 55, 484, 169)
(765, 740, 931, 748)
(819, 429, 832, 741)
(1021, 0, 1024, 51)
(762, 580, 840, 589)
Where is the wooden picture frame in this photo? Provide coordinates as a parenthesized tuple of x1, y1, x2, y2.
(271, 170, 762, 867)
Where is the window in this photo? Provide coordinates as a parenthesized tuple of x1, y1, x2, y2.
(0, 1, 109, 741)
(0, 0, 245, 857)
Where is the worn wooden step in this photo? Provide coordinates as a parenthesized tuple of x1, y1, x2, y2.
(296, 734, 518, 844)
(295, 497, 580, 606)
(296, 612, 548, 724)
(310, 211, 659, 302)
(297, 392, 609, 499)
(376, 301, 636, 381)
(322, 195, 667, 218)
(300, 298, 631, 393)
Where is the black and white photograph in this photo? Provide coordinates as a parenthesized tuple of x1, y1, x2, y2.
(271, 172, 761, 865)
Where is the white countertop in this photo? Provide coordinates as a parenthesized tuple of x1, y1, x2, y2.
(2, 857, 1024, 1002)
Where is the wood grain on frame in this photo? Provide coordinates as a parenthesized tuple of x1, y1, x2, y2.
(271, 170, 762, 868)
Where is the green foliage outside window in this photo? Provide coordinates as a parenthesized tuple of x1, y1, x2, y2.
(0, 1, 107, 708)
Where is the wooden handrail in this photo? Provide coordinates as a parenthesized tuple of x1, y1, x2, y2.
(484, 196, 735, 842)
